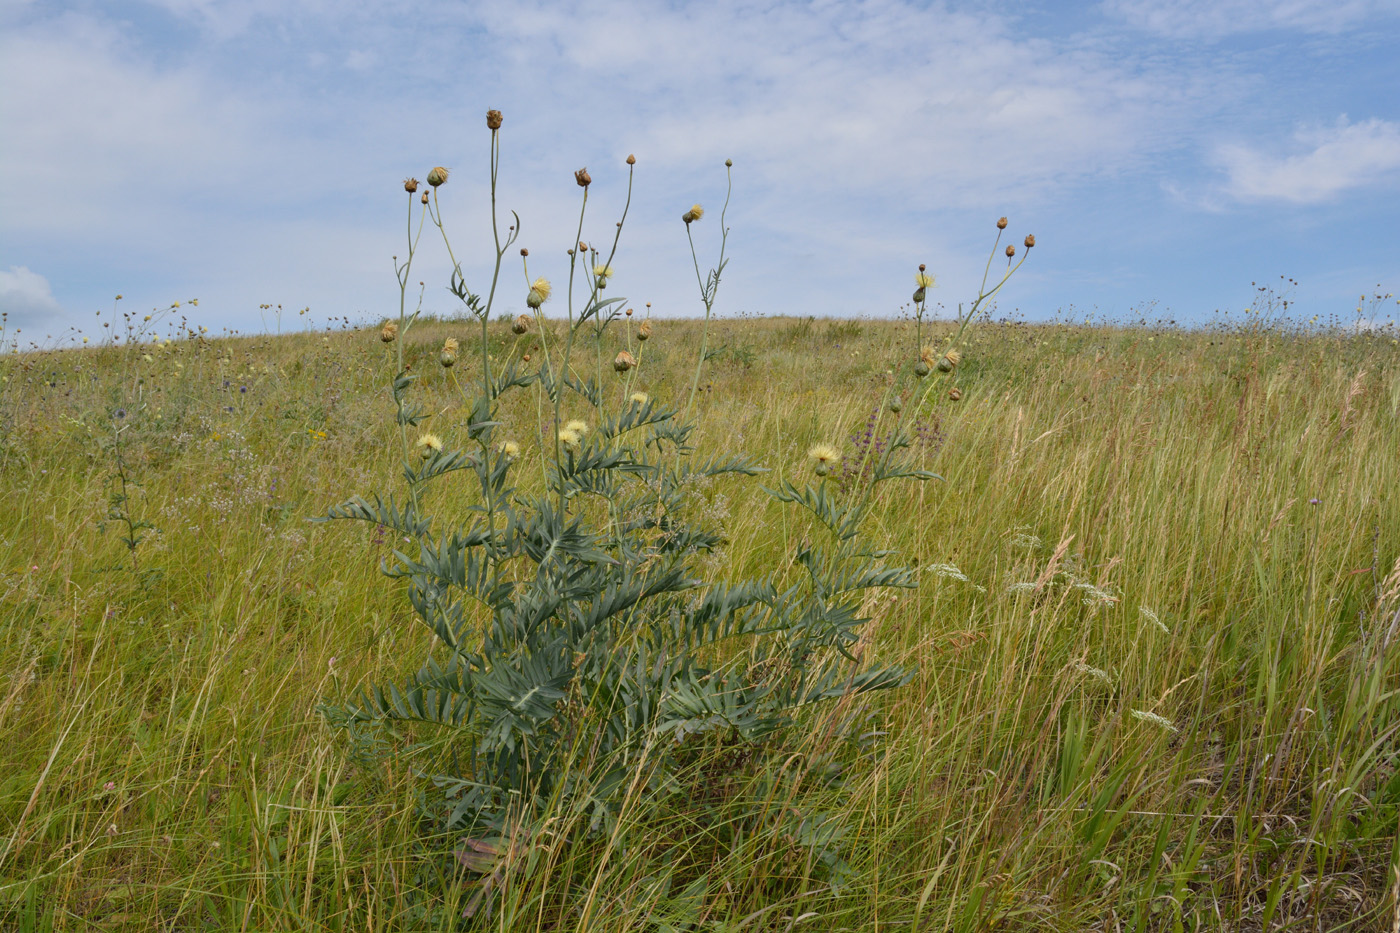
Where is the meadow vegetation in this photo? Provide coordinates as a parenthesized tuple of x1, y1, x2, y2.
(2, 121, 1399, 932)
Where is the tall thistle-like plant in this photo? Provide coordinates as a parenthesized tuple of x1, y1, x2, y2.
(315, 112, 936, 870)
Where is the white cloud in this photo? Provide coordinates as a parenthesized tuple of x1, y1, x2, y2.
(1216, 117, 1400, 203)
(1103, 0, 1400, 38)
(469, 0, 1195, 206)
(0, 266, 65, 331)
(0, 15, 288, 239)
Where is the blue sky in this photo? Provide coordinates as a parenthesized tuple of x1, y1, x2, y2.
(2, 0, 1398, 343)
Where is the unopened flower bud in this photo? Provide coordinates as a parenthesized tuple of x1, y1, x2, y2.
(914, 360, 931, 378)
(889, 396, 903, 413)
(486, 109, 503, 130)
(427, 166, 449, 187)
(575, 167, 591, 187)
(421, 192, 429, 204)
(520, 248, 528, 257)
(918, 264, 926, 272)
(625, 307, 633, 316)
(404, 177, 419, 193)
(613, 350, 637, 372)
(725, 158, 733, 167)
(997, 216, 1008, 230)
(439, 350, 456, 368)
(1006, 244, 1016, 258)
(1024, 234, 1035, 249)
(913, 287, 926, 304)
(948, 387, 963, 402)
(626, 153, 636, 165)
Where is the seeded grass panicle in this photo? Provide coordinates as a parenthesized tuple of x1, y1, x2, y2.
(312, 110, 939, 919)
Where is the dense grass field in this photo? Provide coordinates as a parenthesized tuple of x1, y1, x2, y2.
(2, 313, 1398, 931)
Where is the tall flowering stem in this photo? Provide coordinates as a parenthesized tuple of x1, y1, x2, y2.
(392, 186, 429, 512)
(683, 162, 733, 424)
(429, 119, 522, 583)
(907, 223, 1032, 425)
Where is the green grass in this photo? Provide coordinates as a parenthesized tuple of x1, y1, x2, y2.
(2, 315, 1399, 931)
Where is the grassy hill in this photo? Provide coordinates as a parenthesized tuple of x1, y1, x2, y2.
(2, 314, 1398, 931)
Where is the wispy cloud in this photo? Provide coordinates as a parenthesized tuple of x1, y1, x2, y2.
(1103, 0, 1400, 39)
(1216, 117, 1400, 203)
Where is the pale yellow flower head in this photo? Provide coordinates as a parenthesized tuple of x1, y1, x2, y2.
(558, 428, 581, 449)
(527, 278, 552, 309)
(565, 419, 589, 436)
(915, 272, 935, 289)
(499, 440, 520, 460)
(592, 263, 614, 279)
(416, 433, 443, 459)
(807, 443, 841, 476)
(629, 392, 649, 405)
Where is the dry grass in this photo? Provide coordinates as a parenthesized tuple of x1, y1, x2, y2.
(1, 315, 1398, 931)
